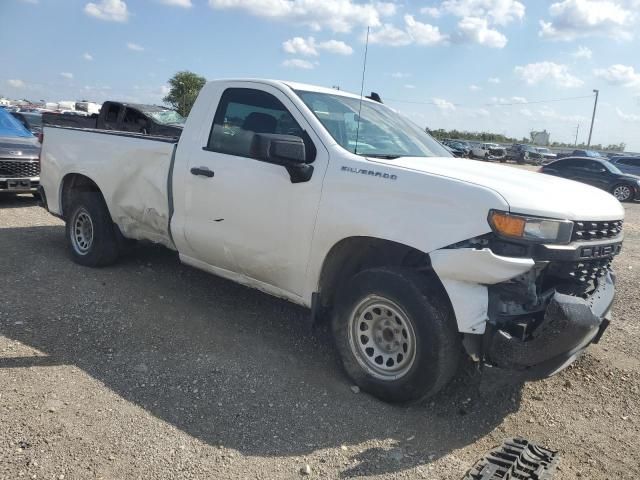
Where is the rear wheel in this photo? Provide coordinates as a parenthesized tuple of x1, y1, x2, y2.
(612, 184, 634, 202)
(66, 192, 120, 267)
(332, 267, 461, 403)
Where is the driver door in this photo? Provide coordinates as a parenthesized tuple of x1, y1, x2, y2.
(180, 85, 328, 298)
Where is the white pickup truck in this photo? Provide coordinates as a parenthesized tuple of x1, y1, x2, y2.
(40, 79, 624, 403)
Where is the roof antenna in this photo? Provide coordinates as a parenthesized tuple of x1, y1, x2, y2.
(354, 26, 369, 156)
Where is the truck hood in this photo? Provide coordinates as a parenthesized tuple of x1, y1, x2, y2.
(370, 156, 624, 221)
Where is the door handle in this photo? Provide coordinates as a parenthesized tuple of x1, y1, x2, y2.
(190, 166, 214, 178)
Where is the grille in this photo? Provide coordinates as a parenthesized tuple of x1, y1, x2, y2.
(0, 160, 40, 178)
(571, 220, 622, 242)
(548, 258, 612, 284)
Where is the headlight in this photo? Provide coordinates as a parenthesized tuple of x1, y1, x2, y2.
(488, 210, 574, 244)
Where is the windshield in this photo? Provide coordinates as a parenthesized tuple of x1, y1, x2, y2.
(295, 90, 450, 158)
(147, 109, 185, 125)
(605, 161, 623, 174)
(0, 108, 34, 137)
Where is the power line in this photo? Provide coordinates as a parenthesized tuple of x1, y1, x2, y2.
(384, 94, 594, 108)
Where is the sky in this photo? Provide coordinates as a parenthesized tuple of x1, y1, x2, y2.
(1, 0, 640, 150)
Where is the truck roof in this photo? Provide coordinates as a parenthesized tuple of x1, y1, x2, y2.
(205, 79, 378, 104)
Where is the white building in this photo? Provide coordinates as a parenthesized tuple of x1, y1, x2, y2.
(530, 130, 550, 146)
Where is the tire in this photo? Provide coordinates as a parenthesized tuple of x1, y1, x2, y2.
(484, 153, 489, 161)
(332, 267, 461, 404)
(65, 192, 120, 267)
(612, 184, 634, 202)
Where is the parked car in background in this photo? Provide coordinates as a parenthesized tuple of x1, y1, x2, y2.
(506, 144, 544, 164)
(535, 147, 556, 162)
(540, 156, 640, 202)
(442, 140, 469, 157)
(10, 111, 43, 135)
(609, 156, 640, 176)
(0, 107, 40, 195)
(470, 142, 506, 161)
(43, 101, 185, 138)
(557, 149, 603, 159)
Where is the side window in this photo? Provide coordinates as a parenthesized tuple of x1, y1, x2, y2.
(620, 157, 640, 166)
(207, 88, 310, 159)
(582, 161, 605, 172)
(104, 104, 120, 125)
(558, 159, 582, 169)
(122, 108, 149, 133)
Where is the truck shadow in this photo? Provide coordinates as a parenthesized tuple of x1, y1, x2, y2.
(0, 193, 38, 208)
(0, 225, 523, 477)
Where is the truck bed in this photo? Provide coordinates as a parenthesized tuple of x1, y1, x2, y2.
(41, 126, 177, 249)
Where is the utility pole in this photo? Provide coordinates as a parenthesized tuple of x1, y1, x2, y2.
(587, 89, 599, 147)
(574, 124, 579, 146)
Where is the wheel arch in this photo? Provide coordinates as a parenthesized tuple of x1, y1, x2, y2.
(316, 236, 453, 318)
(59, 173, 104, 219)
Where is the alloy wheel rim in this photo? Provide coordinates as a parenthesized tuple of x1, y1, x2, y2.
(614, 185, 631, 201)
(348, 295, 417, 380)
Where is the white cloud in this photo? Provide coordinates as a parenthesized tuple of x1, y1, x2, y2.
(404, 84, 416, 89)
(83, 52, 94, 61)
(456, 16, 507, 48)
(405, 15, 449, 45)
(158, 0, 192, 6)
(391, 72, 411, 79)
(520, 108, 534, 117)
(469, 84, 482, 91)
(490, 96, 528, 104)
(84, 0, 129, 22)
(433, 97, 456, 112)
(369, 24, 412, 46)
(282, 58, 316, 69)
(515, 61, 584, 88)
(60, 72, 74, 79)
(488, 77, 501, 83)
(127, 42, 145, 52)
(594, 64, 640, 87)
(572, 45, 592, 59)
(537, 105, 587, 122)
(539, 0, 634, 41)
(421, 0, 524, 47)
(318, 39, 353, 55)
(616, 107, 640, 121)
(283, 37, 318, 56)
(282, 36, 353, 56)
(420, 6, 441, 17)
(209, 0, 396, 33)
(7, 79, 26, 88)
(433, 0, 525, 26)
(370, 15, 448, 47)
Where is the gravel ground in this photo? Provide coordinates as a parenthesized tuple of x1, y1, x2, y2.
(1, 192, 639, 480)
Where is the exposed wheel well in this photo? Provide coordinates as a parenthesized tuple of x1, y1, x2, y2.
(60, 174, 102, 218)
(317, 237, 451, 317)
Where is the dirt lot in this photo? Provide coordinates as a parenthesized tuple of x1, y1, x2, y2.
(1, 192, 639, 480)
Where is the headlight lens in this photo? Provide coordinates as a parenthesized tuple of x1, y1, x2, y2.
(489, 211, 574, 244)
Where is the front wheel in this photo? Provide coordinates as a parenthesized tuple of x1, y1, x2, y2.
(65, 192, 120, 267)
(332, 267, 461, 404)
(612, 184, 634, 202)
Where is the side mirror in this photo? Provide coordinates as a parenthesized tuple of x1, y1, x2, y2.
(251, 133, 313, 183)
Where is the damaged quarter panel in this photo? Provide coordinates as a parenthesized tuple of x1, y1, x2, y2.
(41, 127, 176, 249)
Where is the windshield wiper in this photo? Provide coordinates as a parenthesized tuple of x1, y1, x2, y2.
(361, 153, 402, 159)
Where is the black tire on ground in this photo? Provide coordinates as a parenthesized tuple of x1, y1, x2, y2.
(65, 192, 120, 267)
(484, 153, 489, 161)
(611, 184, 635, 202)
(332, 267, 461, 404)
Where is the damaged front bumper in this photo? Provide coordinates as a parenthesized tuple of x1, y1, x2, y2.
(485, 271, 614, 380)
(431, 228, 622, 382)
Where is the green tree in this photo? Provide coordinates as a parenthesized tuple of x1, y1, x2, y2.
(163, 71, 206, 117)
